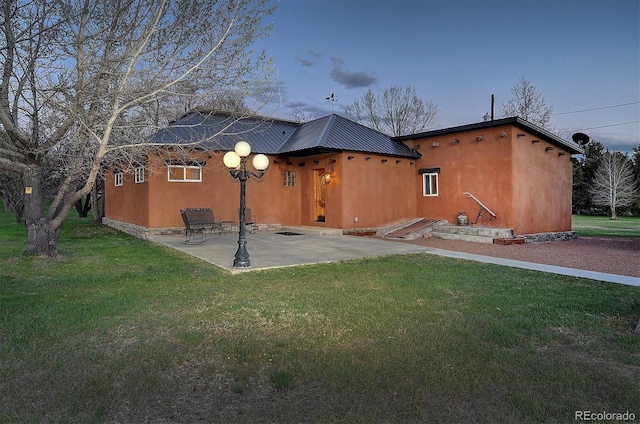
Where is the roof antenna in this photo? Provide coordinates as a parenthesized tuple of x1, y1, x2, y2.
(326, 90, 337, 114)
(491, 93, 495, 120)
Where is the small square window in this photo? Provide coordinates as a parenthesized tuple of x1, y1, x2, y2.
(284, 171, 296, 187)
(135, 167, 144, 183)
(423, 173, 439, 197)
(114, 172, 123, 187)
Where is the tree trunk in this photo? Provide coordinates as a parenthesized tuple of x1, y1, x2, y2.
(91, 177, 103, 223)
(611, 208, 617, 220)
(25, 216, 61, 257)
(23, 166, 60, 257)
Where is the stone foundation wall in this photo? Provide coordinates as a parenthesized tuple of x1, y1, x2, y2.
(102, 218, 281, 240)
(524, 231, 578, 244)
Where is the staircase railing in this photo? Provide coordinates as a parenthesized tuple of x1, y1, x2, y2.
(463, 192, 496, 218)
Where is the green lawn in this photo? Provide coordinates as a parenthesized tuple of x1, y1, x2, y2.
(572, 214, 640, 238)
(1, 211, 639, 423)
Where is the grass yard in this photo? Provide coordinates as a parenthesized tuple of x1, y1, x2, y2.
(1, 211, 639, 423)
(572, 214, 640, 238)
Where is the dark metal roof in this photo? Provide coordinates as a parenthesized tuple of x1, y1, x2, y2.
(393, 116, 584, 155)
(151, 111, 299, 153)
(152, 111, 420, 158)
(278, 114, 419, 157)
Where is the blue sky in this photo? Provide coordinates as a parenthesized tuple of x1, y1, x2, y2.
(256, 0, 639, 152)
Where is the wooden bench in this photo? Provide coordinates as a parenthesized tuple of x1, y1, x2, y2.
(180, 208, 222, 243)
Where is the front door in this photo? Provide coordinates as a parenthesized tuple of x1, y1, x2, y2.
(313, 169, 326, 221)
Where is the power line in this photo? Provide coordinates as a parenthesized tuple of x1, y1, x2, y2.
(552, 101, 639, 116)
(570, 120, 640, 131)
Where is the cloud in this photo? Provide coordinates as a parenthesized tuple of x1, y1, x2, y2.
(296, 51, 323, 68)
(296, 57, 315, 68)
(330, 66, 376, 89)
(590, 131, 639, 153)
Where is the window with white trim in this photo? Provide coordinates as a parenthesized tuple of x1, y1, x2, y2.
(423, 173, 439, 197)
(284, 171, 296, 187)
(114, 171, 123, 187)
(168, 165, 202, 182)
(134, 166, 145, 183)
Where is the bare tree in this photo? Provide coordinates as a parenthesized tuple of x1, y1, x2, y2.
(290, 108, 317, 123)
(0, 0, 274, 256)
(345, 86, 438, 136)
(501, 76, 554, 130)
(589, 151, 637, 219)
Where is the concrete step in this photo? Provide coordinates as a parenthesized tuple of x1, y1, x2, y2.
(430, 224, 515, 244)
(384, 218, 445, 240)
(280, 226, 344, 236)
(431, 224, 514, 239)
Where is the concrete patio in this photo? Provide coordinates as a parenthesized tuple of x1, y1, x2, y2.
(148, 229, 640, 286)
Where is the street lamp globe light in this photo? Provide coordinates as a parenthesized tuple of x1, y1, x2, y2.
(252, 154, 269, 171)
(223, 141, 269, 268)
(234, 140, 252, 157)
(223, 151, 241, 169)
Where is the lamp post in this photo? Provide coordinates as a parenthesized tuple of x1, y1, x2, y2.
(223, 141, 269, 268)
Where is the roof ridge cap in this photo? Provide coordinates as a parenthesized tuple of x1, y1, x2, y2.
(315, 114, 336, 147)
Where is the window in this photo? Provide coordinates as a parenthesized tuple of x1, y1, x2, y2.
(423, 173, 439, 196)
(114, 171, 123, 187)
(168, 165, 202, 182)
(134, 166, 145, 183)
(284, 171, 296, 187)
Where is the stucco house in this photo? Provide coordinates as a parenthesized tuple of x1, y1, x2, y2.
(103, 110, 583, 239)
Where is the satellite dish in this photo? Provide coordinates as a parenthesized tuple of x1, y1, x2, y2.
(572, 132, 590, 145)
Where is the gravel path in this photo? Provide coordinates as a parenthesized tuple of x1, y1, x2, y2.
(391, 236, 640, 278)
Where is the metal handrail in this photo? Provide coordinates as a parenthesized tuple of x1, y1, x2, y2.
(463, 192, 496, 217)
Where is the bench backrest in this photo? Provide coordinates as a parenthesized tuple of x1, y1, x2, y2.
(180, 208, 215, 228)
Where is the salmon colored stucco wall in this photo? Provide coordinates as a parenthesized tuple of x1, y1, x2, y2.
(338, 152, 417, 229)
(105, 150, 419, 230)
(402, 124, 574, 234)
(104, 167, 150, 227)
(408, 126, 515, 229)
(142, 152, 303, 228)
(511, 133, 573, 234)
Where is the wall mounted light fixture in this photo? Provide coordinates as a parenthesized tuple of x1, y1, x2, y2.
(452, 138, 460, 144)
(545, 147, 554, 152)
(347, 155, 355, 160)
(321, 172, 331, 185)
(396, 160, 402, 164)
(381, 159, 388, 163)
(432, 142, 440, 147)
(476, 136, 483, 142)
(517, 133, 526, 138)
(531, 139, 540, 144)
(500, 131, 507, 137)
(558, 152, 566, 156)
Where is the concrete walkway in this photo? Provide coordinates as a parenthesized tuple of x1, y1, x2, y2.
(149, 231, 640, 286)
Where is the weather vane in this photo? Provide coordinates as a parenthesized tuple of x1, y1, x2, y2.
(326, 90, 337, 114)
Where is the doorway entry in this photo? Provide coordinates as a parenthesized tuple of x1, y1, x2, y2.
(313, 169, 327, 221)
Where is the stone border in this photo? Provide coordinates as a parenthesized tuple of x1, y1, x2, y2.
(102, 218, 282, 240)
(523, 231, 578, 244)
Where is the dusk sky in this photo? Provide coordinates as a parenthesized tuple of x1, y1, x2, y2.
(256, 0, 639, 152)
